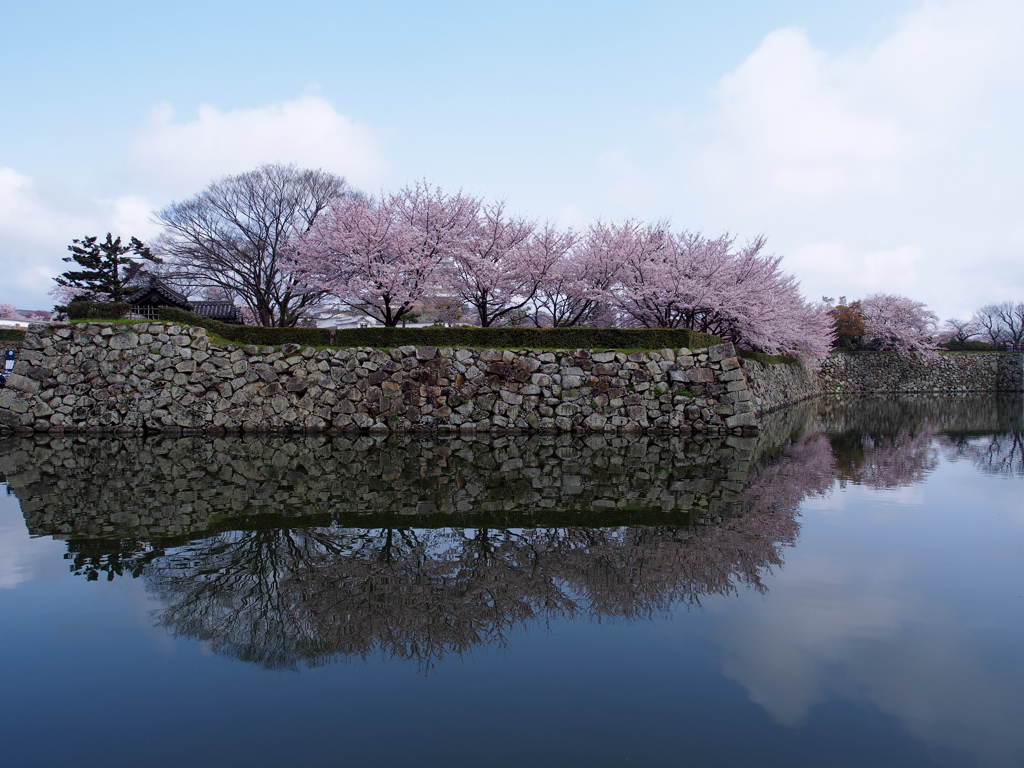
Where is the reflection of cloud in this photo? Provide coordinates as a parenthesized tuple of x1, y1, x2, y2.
(0, 493, 67, 589)
(716, 547, 1024, 766)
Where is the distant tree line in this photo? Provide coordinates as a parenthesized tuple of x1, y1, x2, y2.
(825, 295, 1023, 353)
(47, 163, 1021, 360)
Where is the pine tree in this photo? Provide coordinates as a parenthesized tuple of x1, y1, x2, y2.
(55, 233, 161, 303)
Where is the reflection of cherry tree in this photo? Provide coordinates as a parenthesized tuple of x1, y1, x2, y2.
(134, 431, 838, 671)
(944, 431, 1024, 478)
(147, 528, 354, 668)
(833, 431, 940, 489)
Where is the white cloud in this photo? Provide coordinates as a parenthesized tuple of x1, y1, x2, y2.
(0, 169, 95, 304)
(699, 27, 912, 203)
(0, 95, 390, 309)
(693, 0, 1024, 208)
(785, 241, 926, 300)
(127, 96, 388, 197)
(0, 168, 162, 308)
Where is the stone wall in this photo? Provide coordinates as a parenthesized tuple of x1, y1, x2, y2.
(740, 358, 819, 415)
(816, 350, 1023, 394)
(741, 351, 1024, 416)
(0, 322, 758, 436)
(3, 322, 1020, 434)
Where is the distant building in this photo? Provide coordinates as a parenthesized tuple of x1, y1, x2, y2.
(124, 277, 245, 324)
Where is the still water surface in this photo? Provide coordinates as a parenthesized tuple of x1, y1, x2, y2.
(1, 396, 1022, 767)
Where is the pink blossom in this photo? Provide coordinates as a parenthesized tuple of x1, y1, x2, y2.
(292, 182, 478, 326)
(859, 293, 938, 355)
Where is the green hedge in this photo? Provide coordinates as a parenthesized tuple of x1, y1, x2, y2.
(0, 329, 26, 343)
(939, 340, 1004, 352)
(67, 301, 130, 320)
(156, 306, 722, 350)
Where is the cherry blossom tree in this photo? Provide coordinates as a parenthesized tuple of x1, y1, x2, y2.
(532, 220, 638, 327)
(0, 302, 21, 320)
(859, 293, 939, 355)
(607, 229, 833, 360)
(292, 182, 479, 326)
(443, 208, 575, 327)
(713, 241, 834, 360)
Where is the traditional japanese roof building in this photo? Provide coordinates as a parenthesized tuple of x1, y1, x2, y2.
(125, 277, 245, 324)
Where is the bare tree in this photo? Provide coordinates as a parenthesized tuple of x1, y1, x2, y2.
(155, 164, 356, 327)
(992, 301, 1024, 350)
(939, 317, 980, 348)
(973, 303, 1014, 348)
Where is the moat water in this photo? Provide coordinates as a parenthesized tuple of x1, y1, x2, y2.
(1, 395, 1022, 767)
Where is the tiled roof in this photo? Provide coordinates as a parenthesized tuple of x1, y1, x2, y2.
(125, 276, 245, 324)
(124, 277, 190, 308)
(189, 301, 244, 324)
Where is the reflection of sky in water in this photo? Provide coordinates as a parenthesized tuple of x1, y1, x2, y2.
(1, 402, 1022, 768)
(0, 488, 65, 590)
(710, 458, 1024, 766)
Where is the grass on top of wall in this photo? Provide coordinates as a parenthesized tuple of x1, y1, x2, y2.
(148, 307, 724, 351)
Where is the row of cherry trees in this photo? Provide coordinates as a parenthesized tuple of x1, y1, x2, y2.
(289, 182, 835, 360)
(828, 295, 1024, 354)
(826, 294, 940, 355)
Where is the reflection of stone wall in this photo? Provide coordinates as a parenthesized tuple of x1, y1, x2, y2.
(1, 432, 766, 542)
(814, 393, 1024, 437)
(0, 323, 757, 435)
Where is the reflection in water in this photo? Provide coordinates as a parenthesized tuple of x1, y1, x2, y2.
(0, 394, 1019, 672)
(820, 393, 1023, 489)
(0, 411, 835, 669)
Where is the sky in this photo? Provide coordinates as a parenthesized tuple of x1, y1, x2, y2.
(1, 0, 1022, 319)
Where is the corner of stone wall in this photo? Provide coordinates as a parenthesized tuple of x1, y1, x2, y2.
(997, 353, 1024, 392)
(739, 357, 819, 417)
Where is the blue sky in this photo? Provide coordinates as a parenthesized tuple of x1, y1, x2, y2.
(2, 0, 1021, 319)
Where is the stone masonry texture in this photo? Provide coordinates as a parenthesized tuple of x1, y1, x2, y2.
(0, 323, 755, 435)
(1, 322, 1020, 434)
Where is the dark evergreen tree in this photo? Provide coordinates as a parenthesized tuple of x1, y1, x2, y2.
(55, 233, 161, 303)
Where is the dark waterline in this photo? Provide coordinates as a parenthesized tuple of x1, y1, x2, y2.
(1, 395, 1022, 767)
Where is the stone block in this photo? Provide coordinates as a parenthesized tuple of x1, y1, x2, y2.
(724, 412, 757, 428)
(5, 374, 40, 394)
(501, 391, 524, 406)
(108, 332, 139, 350)
(708, 343, 736, 362)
